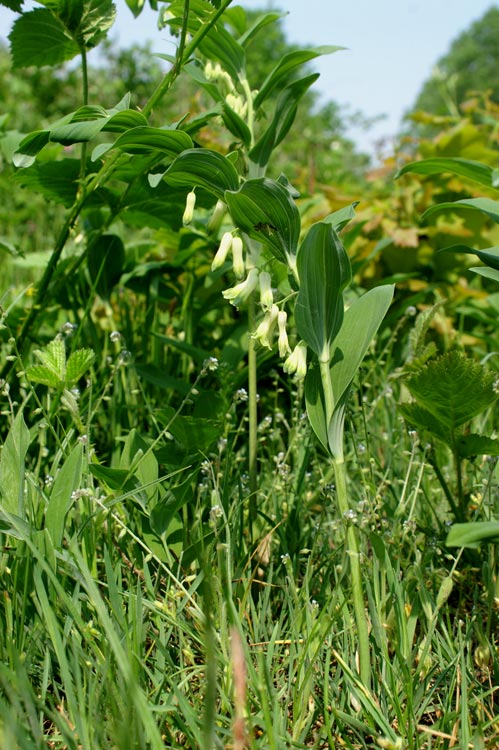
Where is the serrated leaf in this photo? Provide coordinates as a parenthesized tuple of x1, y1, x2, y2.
(224, 178, 300, 263)
(404, 351, 497, 432)
(26, 365, 62, 388)
(164, 148, 239, 200)
(9, 9, 80, 68)
(34, 338, 66, 380)
(45, 443, 83, 547)
(456, 434, 499, 459)
(254, 46, 344, 109)
(295, 223, 351, 359)
(66, 348, 95, 385)
(1, 1, 23, 10)
(13, 159, 80, 205)
(398, 402, 451, 444)
(396, 157, 495, 190)
(0, 411, 30, 516)
(446, 521, 499, 548)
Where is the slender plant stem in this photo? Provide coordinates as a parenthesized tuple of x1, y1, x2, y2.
(319, 354, 371, 687)
(247, 295, 258, 534)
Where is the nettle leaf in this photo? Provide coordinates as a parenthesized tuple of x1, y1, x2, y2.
(456, 434, 499, 459)
(1, 0, 23, 10)
(254, 46, 344, 109)
(446, 521, 499, 549)
(396, 158, 495, 190)
(66, 348, 95, 385)
(404, 351, 497, 433)
(224, 178, 300, 263)
(398, 402, 451, 444)
(33, 338, 66, 380)
(249, 73, 319, 169)
(295, 223, 351, 359)
(438, 245, 499, 271)
(423, 197, 499, 224)
(26, 365, 62, 388)
(9, 9, 79, 68)
(165, 148, 239, 200)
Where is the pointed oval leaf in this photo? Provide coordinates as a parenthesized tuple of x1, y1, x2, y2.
(9, 9, 80, 68)
(295, 222, 351, 359)
(198, 22, 245, 81)
(0, 411, 30, 515)
(423, 197, 499, 224)
(45, 443, 83, 547)
(165, 148, 239, 199)
(471, 266, 499, 283)
(254, 46, 344, 109)
(66, 349, 96, 386)
(87, 234, 125, 299)
(446, 521, 499, 548)
(396, 157, 495, 189)
(438, 244, 499, 271)
(13, 130, 51, 168)
(110, 126, 193, 156)
(224, 178, 300, 263)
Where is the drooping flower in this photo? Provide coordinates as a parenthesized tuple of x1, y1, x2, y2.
(277, 310, 291, 357)
(222, 268, 259, 307)
(211, 232, 233, 272)
(259, 271, 274, 311)
(252, 305, 279, 349)
(283, 341, 307, 380)
(231, 236, 245, 278)
(182, 190, 196, 225)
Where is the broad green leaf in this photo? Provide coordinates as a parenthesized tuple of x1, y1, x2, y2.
(164, 148, 239, 199)
(396, 157, 495, 190)
(125, 0, 146, 17)
(107, 126, 193, 155)
(456, 434, 499, 459)
(9, 9, 80, 68)
(305, 285, 394, 452)
(159, 408, 221, 454)
(183, 62, 224, 102)
(120, 429, 158, 506)
(89, 464, 141, 495)
(46, 0, 116, 50)
(398, 402, 451, 444)
(323, 202, 359, 232)
(471, 266, 499, 283)
(438, 244, 499, 271)
(224, 178, 300, 263)
(254, 46, 344, 109)
(66, 348, 95, 385)
(422, 197, 499, 224)
(295, 222, 351, 359)
(87, 234, 125, 299)
(238, 11, 283, 47)
(45, 443, 83, 547)
(446, 521, 499, 548)
(1, 1, 23, 10)
(221, 102, 252, 148)
(153, 333, 212, 365)
(249, 74, 319, 169)
(404, 351, 497, 432)
(13, 159, 80, 206)
(198, 21, 245, 81)
(13, 130, 53, 168)
(0, 411, 30, 516)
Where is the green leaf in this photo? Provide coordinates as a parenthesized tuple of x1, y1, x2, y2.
(254, 46, 344, 109)
(446, 521, 499, 548)
(13, 159, 80, 205)
(249, 74, 319, 169)
(398, 402, 451, 444)
(456, 434, 499, 459)
(323, 203, 359, 232)
(45, 443, 83, 547)
(164, 148, 239, 199)
(26, 365, 62, 388)
(471, 266, 499, 283)
(238, 11, 283, 47)
(66, 348, 95, 386)
(120, 429, 158, 507)
(87, 234, 125, 299)
(396, 157, 495, 190)
(295, 223, 351, 359)
(224, 178, 300, 263)
(107, 126, 193, 156)
(125, 0, 145, 17)
(1, 1, 23, 10)
(438, 244, 499, 271)
(9, 9, 79, 68)
(221, 102, 252, 148)
(423, 197, 499, 224)
(404, 351, 497, 433)
(13, 130, 53, 168)
(0, 411, 30, 516)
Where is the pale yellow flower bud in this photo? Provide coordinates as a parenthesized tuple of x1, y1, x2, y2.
(222, 268, 259, 307)
(231, 236, 245, 278)
(277, 310, 291, 357)
(259, 272, 273, 311)
(251, 304, 279, 349)
(283, 341, 307, 380)
(182, 191, 196, 225)
(211, 232, 233, 272)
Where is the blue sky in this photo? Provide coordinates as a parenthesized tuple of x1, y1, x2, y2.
(1, 0, 497, 153)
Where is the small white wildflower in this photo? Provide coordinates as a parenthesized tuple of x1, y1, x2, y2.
(110, 330, 121, 343)
(235, 388, 248, 402)
(222, 268, 259, 307)
(210, 504, 224, 523)
(202, 356, 219, 372)
(231, 236, 245, 278)
(182, 190, 196, 225)
(218, 437, 227, 452)
(211, 232, 233, 272)
(259, 271, 273, 311)
(283, 341, 307, 380)
(277, 310, 291, 357)
(62, 322, 77, 335)
(405, 305, 417, 317)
